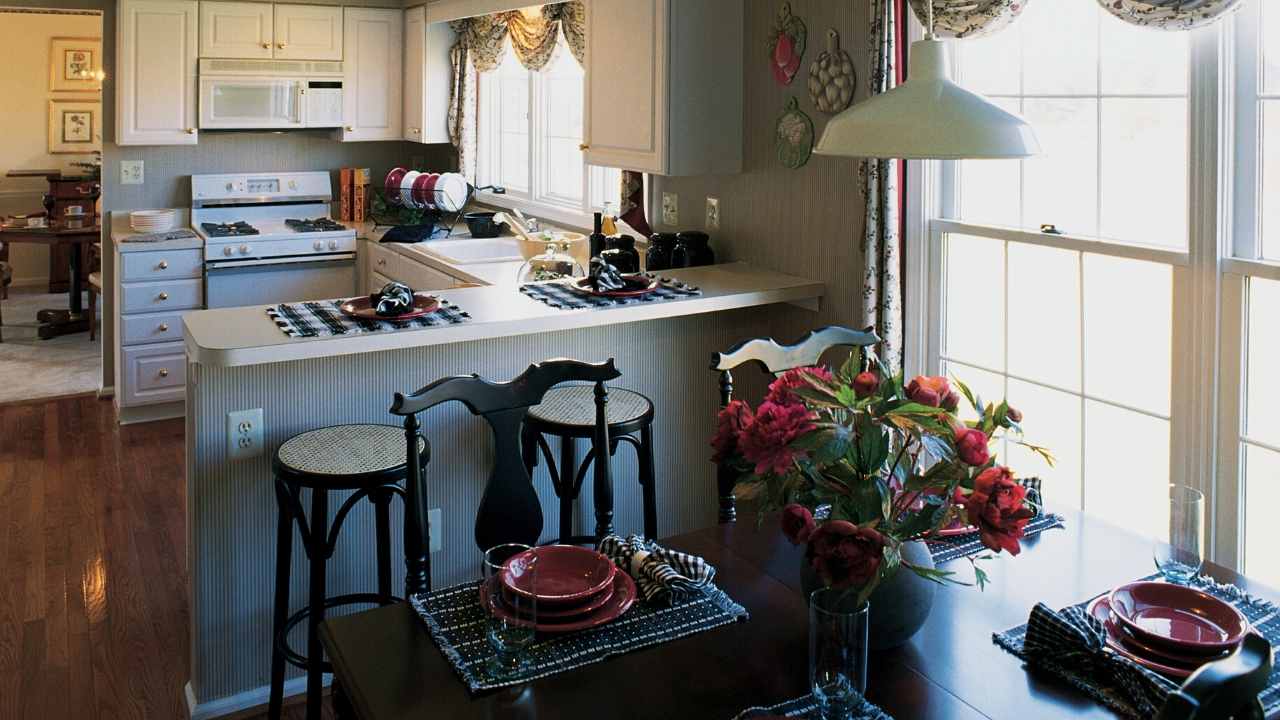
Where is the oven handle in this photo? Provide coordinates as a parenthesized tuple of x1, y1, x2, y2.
(205, 252, 355, 271)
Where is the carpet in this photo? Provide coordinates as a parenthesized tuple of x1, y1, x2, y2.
(0, 288, 101, 404)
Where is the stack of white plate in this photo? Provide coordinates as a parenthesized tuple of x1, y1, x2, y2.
(129, 209, 176, 233)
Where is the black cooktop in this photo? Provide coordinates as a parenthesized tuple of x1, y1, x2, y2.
(201, 221, 259, 237)
(285, 218, 346, 233)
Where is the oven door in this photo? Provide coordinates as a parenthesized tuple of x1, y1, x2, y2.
(199, 76, 305, 129)
(204, 254, 356, 309)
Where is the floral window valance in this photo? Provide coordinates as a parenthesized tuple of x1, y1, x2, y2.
(907, 0, 1030, 38)
(449, 2, 585, 74)
(1095, 0, 1243, 31)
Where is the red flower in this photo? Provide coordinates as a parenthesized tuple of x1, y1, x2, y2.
(853, 371, 879, 398)
(780, 504, 817, 545)
(906, 376, 951, 408)
(737, 401, 814, 476)
(806, 520, 886, 590)
(963, 467, 1034, 556)
(954, 427, 990, 466)
(941, 389, 960, 412)
(765, 366, 835, 406)
(710, 400, 753, 463)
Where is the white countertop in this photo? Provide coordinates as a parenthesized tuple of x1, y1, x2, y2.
(110, 210, 202, 252)
(183, 262, 824, 368)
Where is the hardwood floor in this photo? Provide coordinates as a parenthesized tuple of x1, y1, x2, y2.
(0, 394, 332, 720)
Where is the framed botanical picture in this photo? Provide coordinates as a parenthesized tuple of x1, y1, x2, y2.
(50, 37, 102, 93)
(48, 100, 101, 154)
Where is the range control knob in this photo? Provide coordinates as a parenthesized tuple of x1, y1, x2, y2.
(225, 182, 234, 192)
(327, 239, 338, 250)
(223, 246, 233, 257)
(239, 244, 250, 255)
(313, 240, 324, 251)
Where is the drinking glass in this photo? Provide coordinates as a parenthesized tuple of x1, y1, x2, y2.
(482, 543, 537, 676)
(1154, 484, 1204, 583)
(809, 588, 869, 720)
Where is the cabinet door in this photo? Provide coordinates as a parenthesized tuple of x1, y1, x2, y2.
(199, 1, 273, 59)
(402, 6, 425, 142)
(116, 0, 199, 146)
(583, 0, 667, 174)
(341, 8, 403, 142)
(274, 4, 343, 61)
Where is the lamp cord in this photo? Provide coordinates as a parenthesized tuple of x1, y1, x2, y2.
(925, 0, 936, 40)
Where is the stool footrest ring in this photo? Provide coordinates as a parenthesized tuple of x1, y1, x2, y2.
(275, 592, 400, 671)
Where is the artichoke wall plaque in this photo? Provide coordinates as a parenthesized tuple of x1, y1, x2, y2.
(808, 28, 855, 114)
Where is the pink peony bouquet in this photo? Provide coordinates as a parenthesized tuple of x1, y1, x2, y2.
(711, 347, 1053, 607)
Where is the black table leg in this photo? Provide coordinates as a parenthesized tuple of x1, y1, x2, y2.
(36, 242, 90, 339)
(68, 243, 83, 315)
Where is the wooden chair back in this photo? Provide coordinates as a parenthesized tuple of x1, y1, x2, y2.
(389, 358, 622, 594)
(1156, 633, 1272, 720)
(709, 325, 880, 523)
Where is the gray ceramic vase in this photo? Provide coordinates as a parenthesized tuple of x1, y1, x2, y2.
(800, 539, 937, 650)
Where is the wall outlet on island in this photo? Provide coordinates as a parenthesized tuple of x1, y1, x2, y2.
(706, 197, 720, 230)
(226, 408, 264, 461)
(662, 192, 678, 226)
(120, 160, 144, 185)
(428, 508, 442, 552)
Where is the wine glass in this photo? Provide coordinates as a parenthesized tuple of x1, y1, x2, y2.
(1154, 485, 1204, 583)
(482, 543, 537, 676)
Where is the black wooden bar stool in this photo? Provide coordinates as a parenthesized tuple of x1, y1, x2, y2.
(520, 384, 657, 542)
(268, 424, 428, 720)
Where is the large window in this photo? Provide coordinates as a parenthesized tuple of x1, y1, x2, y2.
(476, 33, 620, 228)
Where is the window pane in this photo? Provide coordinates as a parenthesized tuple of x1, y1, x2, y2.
(543, 46, 585, 203)
(1244, 444, 1280, 588)
(1006, 379, 1081, 511)
(1082, 254, 1172, 416)
(1099, 99, 1187, 247)
(1260, 102, 1280, 261)
(1099, 15, 1188, 95)
(1022, 99, 1099, 235)
(956, 25, 1020, 96)
(1246, 277, 1280, 447)
(944, 234, 1005, 370)
(957, 97, 1022, 227)
(1021, 0, 1098, 95)
(1007, 242, 1081, 390)
(1083, 401, 1169, 540)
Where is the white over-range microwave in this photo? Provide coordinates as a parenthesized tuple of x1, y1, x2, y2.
(198, 59, 344, 130)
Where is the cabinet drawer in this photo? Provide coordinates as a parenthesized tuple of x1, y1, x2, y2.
(400, 257, 457, 292)
(121, 278, 203, 314)
(121, 249, 203, 282)
(120, 342, 186, 407)
(121, 311, 188, 346)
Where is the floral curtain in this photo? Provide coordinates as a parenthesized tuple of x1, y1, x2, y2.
(907, 0, 1029, 38)
(1095, 0, 1242, 30)
(863, 0, 904, 371)
(619, 171, 651, 237)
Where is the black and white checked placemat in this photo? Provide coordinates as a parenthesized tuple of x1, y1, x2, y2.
(994, 573, 1280, 719)
(732, 692, 893, 720)
(519, 274, 702, 310)
(926, 513, 1065, 564)
(266, 299, 471, 338)
(409, 579, 749, 694)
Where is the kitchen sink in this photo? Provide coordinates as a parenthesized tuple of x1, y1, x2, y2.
(422, 237, 524, 264)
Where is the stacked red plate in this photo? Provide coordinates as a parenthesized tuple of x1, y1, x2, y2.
(478, 545, 637, 634)
(1087, 581, 1250, 678)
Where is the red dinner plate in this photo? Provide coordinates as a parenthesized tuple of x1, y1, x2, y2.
(572, 275, 659, 298)
(1108, 581, 1248, 654)
(502, 545, 615, 605)
(384, 167, 407, 202)
(338, 293, 439, 321)
(480, 569, 637, 634)
(1088, 596, 1198, 679)
(501, 580, 614, 619)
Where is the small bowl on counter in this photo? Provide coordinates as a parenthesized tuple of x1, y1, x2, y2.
(463, 211, 509, 239)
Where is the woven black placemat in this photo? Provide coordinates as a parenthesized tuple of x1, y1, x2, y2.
(993, 573, 1280, 719)
(409, 580, 750, 694)
(926, 513, 1065, 564)
(732, 692, 893, 719)
(519, 274, 701, 310)
(266, 299, 471, 338)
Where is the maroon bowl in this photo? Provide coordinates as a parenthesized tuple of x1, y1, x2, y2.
(384, 167, 407, 205)
(501, 545, 615, 605)
(1108, 581, 1248, 654)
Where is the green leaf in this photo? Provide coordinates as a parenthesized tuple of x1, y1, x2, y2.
(916, 432, 955, 462)
(888, 402, 952, 418)
(952, 376, 978, 413)
(1013, 440, 1057, 468)
(853, 418, 891, 475)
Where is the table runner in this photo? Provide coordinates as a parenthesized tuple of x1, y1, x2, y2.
(926, 513, 1065, 564)
(266, 299, 471, 338)
(993, 573, 1280, 719)
(732, 692, 894, 719)
(519, 274, 701, 310)
(409, 580, 749, 694)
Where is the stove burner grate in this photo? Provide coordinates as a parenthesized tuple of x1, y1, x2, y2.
(285, 217, 347, 233)
(201, 221, 260, 237)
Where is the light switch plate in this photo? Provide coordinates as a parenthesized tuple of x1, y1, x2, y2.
(226, 408, 264, 461)
(706, 197, 720, 230)
(662, 192, 678, 226)
(428, 508, 442, 552)
(120, 160, 144, 185)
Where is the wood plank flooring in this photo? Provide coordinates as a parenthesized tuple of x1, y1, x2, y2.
(0, 394, 332, 719)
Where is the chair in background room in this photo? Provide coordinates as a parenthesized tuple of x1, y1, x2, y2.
(0, 239, 10, 343)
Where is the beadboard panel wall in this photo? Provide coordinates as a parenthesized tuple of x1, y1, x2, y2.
(186, 308, 784, 704)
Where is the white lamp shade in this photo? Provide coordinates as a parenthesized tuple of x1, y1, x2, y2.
(814, 39, 1040, 160)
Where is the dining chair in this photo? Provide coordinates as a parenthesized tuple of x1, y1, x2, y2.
(1155, 633, 1272, 720)
(0, 240, 10, 343)
(710, 325, 880, 523)
(389, 358, 622, 595)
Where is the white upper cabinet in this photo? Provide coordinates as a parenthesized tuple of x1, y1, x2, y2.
(117, 0, 199, 146)
(341, 7, 403, 142)
(403, 6, 452, 144)
(584, 0, 743, 176)
(273, 4, 343, 61)
(199, 1, 273, 60)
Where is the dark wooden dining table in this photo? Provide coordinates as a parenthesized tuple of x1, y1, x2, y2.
(0, 222, 100, 338)
(320, 509, 1276, 719)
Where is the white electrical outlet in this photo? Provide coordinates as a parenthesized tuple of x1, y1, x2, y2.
(427, 508, 442, 552)
(662, 192, 678, 226)
(226, 408, 264, 461)
(706, 197, 720, 230)
(120, 160, 144, 185)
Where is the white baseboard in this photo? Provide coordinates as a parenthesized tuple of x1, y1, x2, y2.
(97, 385, 114, 399)
(116, 400, 185, 424)
(185, 675, 331, 720)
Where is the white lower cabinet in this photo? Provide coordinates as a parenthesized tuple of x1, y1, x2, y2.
(120, 343, 187, 405)
(363, 241, 464, 294)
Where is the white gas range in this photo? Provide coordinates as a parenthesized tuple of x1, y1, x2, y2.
(191, 171, 358, 309)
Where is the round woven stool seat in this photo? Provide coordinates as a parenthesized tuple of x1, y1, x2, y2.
(527, 385, 653, 430)
(275, 424, 424, 488)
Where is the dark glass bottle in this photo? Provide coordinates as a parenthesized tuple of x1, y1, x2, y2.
(588, 212, 607, 259)
(672, 231, 714, 268)
(646, 232, 677, 272)
(600, 234, 640, 273)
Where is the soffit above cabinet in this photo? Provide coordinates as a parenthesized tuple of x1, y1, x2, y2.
(422, 0, 543, 24)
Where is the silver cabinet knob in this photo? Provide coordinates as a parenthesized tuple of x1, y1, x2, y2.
(376, 258, 386, 267)
(158, 260, 169, 270)
(158, 368, 169, 378)
(158, 292, 169, 301)
(158, 323, 169, 332)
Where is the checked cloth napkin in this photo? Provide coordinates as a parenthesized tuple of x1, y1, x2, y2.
(598, 534, 715, 605)
(519, 274, 702, 310)
(266, 298, 471, 338)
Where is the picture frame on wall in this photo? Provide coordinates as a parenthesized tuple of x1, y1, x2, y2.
(50, 36, 102, 92)
(48, 99, 101, 154)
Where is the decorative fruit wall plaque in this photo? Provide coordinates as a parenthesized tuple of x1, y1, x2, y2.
(768, 2, 807, 86)
(808, 28, 856, 114)
(776, 97, 815, 169)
